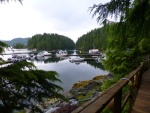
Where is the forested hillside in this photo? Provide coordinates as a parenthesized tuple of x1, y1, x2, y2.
(27, 33, 75, 50)
(89, 0, 150, 91)
(76, 27, 107, 51)
(2, 38, 29, 46)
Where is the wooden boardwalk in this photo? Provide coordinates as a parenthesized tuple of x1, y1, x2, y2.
(132, 69, 150, 113)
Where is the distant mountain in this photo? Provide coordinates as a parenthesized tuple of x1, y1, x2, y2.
(1, 38, 30, 46)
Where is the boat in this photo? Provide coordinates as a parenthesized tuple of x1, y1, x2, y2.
(36, 52, 44, 58)
(94, 57, 101, 63)
(69, 57, 84, 62)
(12, 54, 18, 58)
(56, 50, 67, 57)
(28, 54, 36, 61)
(89, 42, 99, 54)
(42, 51, 52, 56)
(7, 54, 27, 63)
(89, 49, 99, 54)
(29, 54, 34, 57)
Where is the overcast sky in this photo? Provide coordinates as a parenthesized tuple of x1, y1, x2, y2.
(0, 0, 110, 42)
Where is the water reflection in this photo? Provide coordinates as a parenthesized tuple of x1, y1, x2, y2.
(2, 50, 108, 93)
(31, 52, 108, 93)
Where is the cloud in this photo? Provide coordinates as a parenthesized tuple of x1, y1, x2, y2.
(0, 0, 109, 42)
(29, 0, 98, 30)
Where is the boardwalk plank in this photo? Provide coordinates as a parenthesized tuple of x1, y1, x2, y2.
(132, 70, 150, 113)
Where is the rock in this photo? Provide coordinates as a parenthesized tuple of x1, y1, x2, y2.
(107, 73, 113, 79)
(76, 88, 83, 93)
(45, 107, 60, 113)
(65, 92, 74, 99)
(51, 104, 78, 113)
(44, 75, 107, 113)
(56, 101, 67, 107)
(84, 81, 98, 90)
(69, 99, 78, 106)
(91, 91, 99, 97)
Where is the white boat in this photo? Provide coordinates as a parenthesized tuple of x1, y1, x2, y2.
(42, 51, 52, 56)
(89, 49, 99, 54)
(56, 50, 67, 57)
(69, 57, 84, 62)
(36, 52, 44, 58)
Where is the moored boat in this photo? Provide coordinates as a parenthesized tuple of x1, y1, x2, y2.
(69, 57, 84, 62)
(56, 50, 67, 57)
(7, 54, 27, 63)
(36, 52, 44, 58)
(42, 51, 52, 56)
(89, 49, 99, 54)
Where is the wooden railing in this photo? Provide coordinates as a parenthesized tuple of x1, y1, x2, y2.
(72, 59, 150, 113)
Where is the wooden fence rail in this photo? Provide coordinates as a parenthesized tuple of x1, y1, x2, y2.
(72, 59, 150, 113)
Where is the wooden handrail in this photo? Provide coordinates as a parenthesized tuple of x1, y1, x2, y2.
(72, 60, 149, 113)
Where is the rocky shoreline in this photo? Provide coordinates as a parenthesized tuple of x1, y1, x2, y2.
(44, 74, 113, 113)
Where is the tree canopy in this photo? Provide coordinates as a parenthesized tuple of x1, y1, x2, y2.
(87, 0, 150, 87)
(13, 42, 26, 49)
(0, 44, 65, 113)
(28, 33, 75, 51)
(0, 61, 66, 113)
(76, 27, 107, 51)
(0, 5, 65, 112)
(90, 0, 150, 40)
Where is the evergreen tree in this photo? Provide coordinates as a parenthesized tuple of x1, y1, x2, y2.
(0, 44, 65, 113)
(13, 43, 26, 49)
(76, 27, 107, 51)
(90, 0, 150, 77)
(0, 61, 65, 113)
(0, 1, 65, 112)
(28, 33, 75, 50)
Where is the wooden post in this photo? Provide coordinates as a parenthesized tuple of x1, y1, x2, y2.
(138, 69, 142, 87)
(135, 72, 139, 87)
(134, 73, 139, 98)
(114, 89, 122, 113)
(129, 77, 134, 113)
(146, 60, 149, 70)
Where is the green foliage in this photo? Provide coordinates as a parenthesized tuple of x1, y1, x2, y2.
(0, 61, 65, 113)
(89, 0, 150, 78)
(101, 108, 112, 113)
(27, 33, 75, 50)
(89, 1, 150, 112)
(13, 43, 26, 49)
(0, 41, 65, 112)
(90, 0, 132, 26)
(127, 0, 150, 40)
(102, 22, 148, 77)
(101, 76, 121, 90)
(0, 62, 64, 113)
(76, 27, 107, 51)
(77, 90, 93, 101)
(84, 3, 150, 107)
(0, 41, 9, 53)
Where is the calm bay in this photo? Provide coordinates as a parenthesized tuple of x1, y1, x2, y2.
(2, 49, 108, 93)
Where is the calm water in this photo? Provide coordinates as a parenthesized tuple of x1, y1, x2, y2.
(2, 49, 108, 93)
